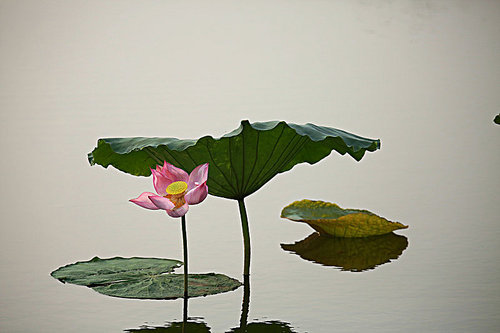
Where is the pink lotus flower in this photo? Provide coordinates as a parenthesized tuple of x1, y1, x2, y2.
(130, 162, 208, 217)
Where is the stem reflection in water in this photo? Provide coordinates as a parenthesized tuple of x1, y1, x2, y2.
(239, 275, 250, 329)
(182, 295, 188, 333)
(228, 273, 296, 332)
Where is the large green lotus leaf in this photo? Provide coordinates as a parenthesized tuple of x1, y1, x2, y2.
(495, 113, 500, 124)
(281, 232, 408, 272)
(88, 120, 380, 199)
(281, 199, 408, 237)
(51, 257, 241, 299)
(51, 256, 182, 286)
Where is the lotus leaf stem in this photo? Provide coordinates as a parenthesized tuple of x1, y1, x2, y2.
(238, 198, 251, 277)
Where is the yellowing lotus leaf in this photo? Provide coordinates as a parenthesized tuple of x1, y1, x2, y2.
(281, 199, 408, 238)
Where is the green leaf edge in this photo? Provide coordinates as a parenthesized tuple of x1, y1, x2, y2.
(88, 120, 380, 168)
(87, 120, 380, 199)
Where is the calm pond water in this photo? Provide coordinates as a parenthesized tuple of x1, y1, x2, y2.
(1, 1, 499, 332)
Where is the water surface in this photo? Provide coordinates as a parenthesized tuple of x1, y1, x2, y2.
(1, 1, 499, 332)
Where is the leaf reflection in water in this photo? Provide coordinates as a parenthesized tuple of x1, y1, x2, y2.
(125, 319, 296, 333)
(281, 232, 408, 272)
(227, 320, 297, 333)
(125, 273, 297, 333)
(125, 318, 210, 332)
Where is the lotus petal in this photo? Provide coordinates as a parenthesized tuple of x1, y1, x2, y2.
(130, 192, 160, 210)
(148, 195, 176, 211)
(165, 202, 189, 218)
(185, 182, 208, 205)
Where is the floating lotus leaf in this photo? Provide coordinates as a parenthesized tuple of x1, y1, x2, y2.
(51, 256, 182, 286)
(93, 273, 241, 299)
(281, 232, 408, 272)
(88, 120, 380, 200)
(51, 257, 241, 300)
(281, 200, 408, 237)
(495, 113, 500, 124)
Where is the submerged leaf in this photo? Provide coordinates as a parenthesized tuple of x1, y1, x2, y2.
(51, 257, 241, 299)
(88, 120, 380, 199)
(281, 200, 408, 237)
(281, 232, 408, 272)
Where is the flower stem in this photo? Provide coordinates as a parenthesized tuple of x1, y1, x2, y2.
(238, 198, 251, 277)
(181, 215, 188, 298)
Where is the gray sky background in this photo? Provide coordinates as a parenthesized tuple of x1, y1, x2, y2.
(1, 1, 499, 332)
